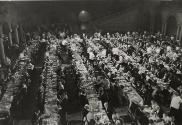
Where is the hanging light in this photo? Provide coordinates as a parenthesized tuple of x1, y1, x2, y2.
(78, 10, 90, 23)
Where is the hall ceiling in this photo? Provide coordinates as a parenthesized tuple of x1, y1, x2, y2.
(0, 0, 140, 21)
(0, 0, 173, 1)
(3, 0, 135, 1)
(0, 0, 174, 25)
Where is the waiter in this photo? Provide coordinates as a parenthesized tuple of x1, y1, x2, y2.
(170, 92, 182, 125)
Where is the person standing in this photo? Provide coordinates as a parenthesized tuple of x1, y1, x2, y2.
(170, 92, 182, 125)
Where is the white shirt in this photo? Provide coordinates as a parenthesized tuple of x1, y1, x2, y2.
(101, 49, 107, 58)
(45, 52, 49, 57)
(119, 56, 123, 62)
(149, 56, 154, 63)
(19, 53, 25, 59)
(62, 40, 67, 45)
(112, 47, 119, 55)
(86, 112, 94, 122)
(147, 47, 152, 54)
(89, 52, 95, 60)
(97, 49, 106, 58)
(170, 95, 182, 109)
(156, 48, 161, 54)
(172, 52, 178, 61)
(41, 39, 46, 42)
(167, 46, 171, 52)
(87, 47, 92, 53)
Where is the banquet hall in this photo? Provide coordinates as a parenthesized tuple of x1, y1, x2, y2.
(0, 0, 182, 125)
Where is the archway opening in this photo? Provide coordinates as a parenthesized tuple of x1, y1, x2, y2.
(154, 13, 162, 33)
(140, 11, 151, 32)
(166, 16, 177, 36)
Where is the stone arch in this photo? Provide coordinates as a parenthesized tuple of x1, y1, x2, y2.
(141, 10, 151, 32)
(166, 15, 177, 36)
(154, 12, 162, 33)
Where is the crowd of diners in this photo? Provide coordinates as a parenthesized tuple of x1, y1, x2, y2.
(1, 23, 182, 125)
(0, 31, 40, 98)
(9, 40, 45, 120)
(55, 30, 182, 125)
(22, 29, 182, 125)
(0, 29, 48, 123)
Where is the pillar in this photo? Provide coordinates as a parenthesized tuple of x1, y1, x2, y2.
(179, 25, 182, 46)
(0, 24, 6, 65)
(163, 23, 167, 35)
(161, 20, 167, 35)
(176, 25, 180, 40)
(19, 24, 26, 44)
(8, 23, 13, 46)
(14, 25, 19, 45)
(161, 24, 164, 34)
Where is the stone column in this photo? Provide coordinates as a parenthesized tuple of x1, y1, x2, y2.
(161, 21, 167, 35)
(19, 24, 26, 44)
(0, 24, 6, 65)
(14, 25, 19, 45)
(176, 25, 180, 40)
(163, 23, 167, 35)
(179, 25, 182, 45)
(161, 24, 164, 34)
(8, 23, 13, 46)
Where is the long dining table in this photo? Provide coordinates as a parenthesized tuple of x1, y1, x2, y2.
(68, 40, 110, 124)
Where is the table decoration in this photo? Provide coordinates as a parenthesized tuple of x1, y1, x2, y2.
(39, 41, 60, 125)
(67, 39, 110, 125)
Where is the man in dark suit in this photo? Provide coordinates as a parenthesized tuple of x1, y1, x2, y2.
(104, 102, 114, 121)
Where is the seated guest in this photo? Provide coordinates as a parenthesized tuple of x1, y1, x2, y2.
(160, 87, 172, 106)
(151, 100, 160, 115)
(163, 112, 172, 125)
(82, 104, 89, 120)
(95, 76, 110, 92)
(112, 113, 123, 125)
(94, 76, 103, 92)
(177, 85, 182, 95)
(84, 109, 95, 125)
(151, 85, 161, 104)
(99, 87, 109, 105)
(112, 47, 119, 60)
(79, 91, 89, 108)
